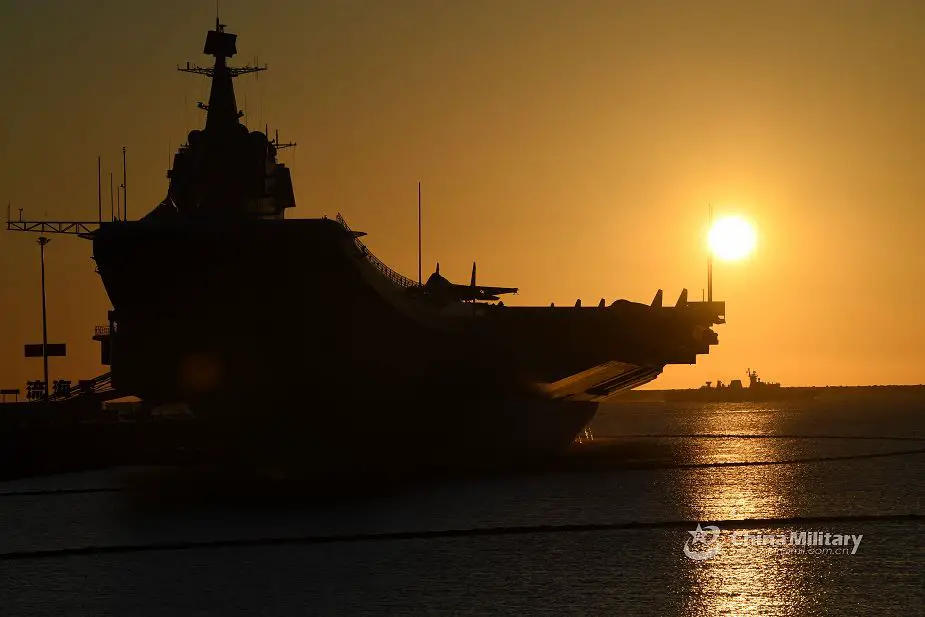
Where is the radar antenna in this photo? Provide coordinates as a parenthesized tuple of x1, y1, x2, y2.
(176, 21, 266, 132)
(177, 60, 267, 79)
(271, 129, 297, 151)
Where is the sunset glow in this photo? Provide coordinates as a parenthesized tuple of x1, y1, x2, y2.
(2, 2, 925, 390)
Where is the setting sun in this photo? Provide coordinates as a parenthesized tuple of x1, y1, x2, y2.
(708, 215, 757, 261)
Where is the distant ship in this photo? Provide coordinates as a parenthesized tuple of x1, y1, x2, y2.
(84, 21, 727, 471)
(664, 369, 816, 403)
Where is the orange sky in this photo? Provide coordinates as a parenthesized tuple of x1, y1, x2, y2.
(1, 0, 924, 390)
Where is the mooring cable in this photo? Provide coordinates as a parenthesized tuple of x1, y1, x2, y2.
(608, 447, 925, 470)
(2, 437, 925, 498)
(0, 486, 124, 498)
(613, 433, 925, 442)
(0, 512, 922, 562)
(0, 436, 921, 561)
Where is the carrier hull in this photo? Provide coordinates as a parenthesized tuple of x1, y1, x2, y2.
(91, 217, 705, 461)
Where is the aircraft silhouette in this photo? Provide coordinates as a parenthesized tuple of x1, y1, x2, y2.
(417, 262, 518, 303)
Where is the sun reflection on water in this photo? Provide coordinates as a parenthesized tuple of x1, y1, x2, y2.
(674, 404, 821, 616)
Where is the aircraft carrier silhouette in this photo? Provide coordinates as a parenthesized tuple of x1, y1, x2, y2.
(6, 20, 727, 472)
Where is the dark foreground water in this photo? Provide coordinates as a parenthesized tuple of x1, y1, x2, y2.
(2, 390, 924, 615)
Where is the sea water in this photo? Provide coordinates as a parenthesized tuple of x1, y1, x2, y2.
(1, 390, 923, 615)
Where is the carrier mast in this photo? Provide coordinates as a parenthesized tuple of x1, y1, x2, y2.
(177, 18, 267, 133)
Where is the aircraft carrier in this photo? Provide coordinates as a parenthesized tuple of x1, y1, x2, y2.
(81, 21, 726, 471)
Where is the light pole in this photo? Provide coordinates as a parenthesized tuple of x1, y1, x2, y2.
(38, 236, 51, 402)
(707, 205, 714, 302)
(122, 145, 127, 221)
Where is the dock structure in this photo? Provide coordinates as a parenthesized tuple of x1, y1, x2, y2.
(0, 372, 119, 407)
(6, 219, 104, 236)
(5, 196, 111, 236)
(4, 200, 120, 402)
